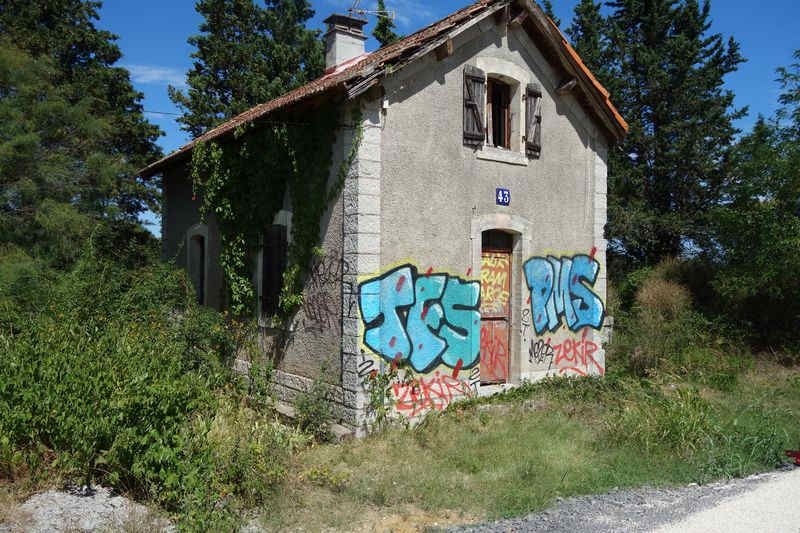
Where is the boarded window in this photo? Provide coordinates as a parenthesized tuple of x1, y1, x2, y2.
(463, 65, 486, 146)
(261, 224, 287, 315)
(525, 83, 542, 159)
(487, 79, 511, 149)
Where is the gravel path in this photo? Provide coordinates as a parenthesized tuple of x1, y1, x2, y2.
(0, 485, 174, 533)
(445, 465, 799, 533)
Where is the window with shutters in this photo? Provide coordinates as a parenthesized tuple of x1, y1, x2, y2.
(487, 78, 511, 149)
(463, 65, 486, 146)
(260, 224, 287, 316)
(525, 83, 543, 159)
(464, 62, 544, 163)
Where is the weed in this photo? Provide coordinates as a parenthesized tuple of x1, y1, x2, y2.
(303, 465, 350, 492)
(248, 357, 274, 409)
(605, 385, 717, 456)
(295, 363, 335, 442)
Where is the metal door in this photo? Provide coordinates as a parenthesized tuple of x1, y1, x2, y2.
(480, 242, 512, 384)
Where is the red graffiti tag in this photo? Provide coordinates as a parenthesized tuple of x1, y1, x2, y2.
(547, 329, 604, 376)
(480, 324, 509, 382)
(452, 358, 464, 379)
(391, 372, 475, 417)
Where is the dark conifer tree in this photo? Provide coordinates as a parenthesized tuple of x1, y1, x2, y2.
(0, 0, 162, 220)
(169, 0, 323, 138)
(601, 0, 745, 265)
(566, 0, 608, 78)
(373, 0, 399, 48)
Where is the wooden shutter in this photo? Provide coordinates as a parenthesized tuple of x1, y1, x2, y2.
(463, 65, 486, 146)
(261, 225, 287, 314)
(525, 83, 542, 159)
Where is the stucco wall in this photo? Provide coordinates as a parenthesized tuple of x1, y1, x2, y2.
(352, 13, 610, 417)
(162, 164, 224, 310)
(161, 130, 348, 409)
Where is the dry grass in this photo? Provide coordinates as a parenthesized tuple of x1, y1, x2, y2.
(635, 278, 692, 320)
(0, 484, 32, 531)
(105, 504, 174, 533)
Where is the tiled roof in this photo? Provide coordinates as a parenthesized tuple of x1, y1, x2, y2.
(139, 0, 626, 177)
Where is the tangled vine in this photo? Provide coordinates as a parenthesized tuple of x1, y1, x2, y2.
(189, 104, 363, 318)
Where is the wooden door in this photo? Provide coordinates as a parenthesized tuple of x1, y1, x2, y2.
(480, 232, 512, 384)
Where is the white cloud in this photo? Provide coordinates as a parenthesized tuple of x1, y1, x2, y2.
(124, 64, 187, 88)
(384, 0, 436, 28)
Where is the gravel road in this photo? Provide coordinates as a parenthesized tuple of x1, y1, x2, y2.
(445, 465, 799, 533)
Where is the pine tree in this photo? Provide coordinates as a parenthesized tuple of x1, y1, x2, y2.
(566, 0, 607, 78)
(169, 0, 324, 138)
(0, 42, 157, 265)
(0, 0, 162, 219)
(541, 0, 561, 27)
(373, 0, 399, 48)
(602, 0, 745, 265)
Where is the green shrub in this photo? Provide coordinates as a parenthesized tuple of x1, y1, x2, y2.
(0, 251, 305, 529)
(295, 365, 335, 442)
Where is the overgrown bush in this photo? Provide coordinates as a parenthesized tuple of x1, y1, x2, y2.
(0, 247, 305, 529)
(609, 261, 747, 384)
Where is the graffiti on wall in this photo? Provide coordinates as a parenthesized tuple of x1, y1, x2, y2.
(480, 253, 510, 315)
(523, 253, 605, 335)
(295, 255, 354, 333)
(391, 369, 480, 417)
(358, 264, 481, 373)
(480, 321, 509, 382)
(528, 329, 603, 376)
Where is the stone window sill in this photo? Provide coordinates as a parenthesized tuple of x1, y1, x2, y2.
(476, 146, 529, 166)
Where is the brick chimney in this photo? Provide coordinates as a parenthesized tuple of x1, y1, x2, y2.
(323, 14, 368, 70)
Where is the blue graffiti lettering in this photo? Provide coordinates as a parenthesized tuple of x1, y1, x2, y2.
(358, 264, 481, 373)
(523, 254, 604, 335)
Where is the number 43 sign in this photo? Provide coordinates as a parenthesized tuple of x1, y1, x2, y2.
(496, 188, 510, 206)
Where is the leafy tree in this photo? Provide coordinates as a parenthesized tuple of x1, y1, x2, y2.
(373, 0, 399, 48)
(601, 0, 745, 266)
(707, 51, 800, 343)
(0, 0, 162, 219)
(541, 0, 561, 27)
(169, 0, 324, 138)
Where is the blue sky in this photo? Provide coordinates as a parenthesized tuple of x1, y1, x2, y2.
(98, 0, 798, 230)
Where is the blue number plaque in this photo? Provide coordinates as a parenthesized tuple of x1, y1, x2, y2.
(495, 188, 510, 206)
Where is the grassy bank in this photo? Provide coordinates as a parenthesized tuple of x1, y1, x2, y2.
(256, 360, 799, 531)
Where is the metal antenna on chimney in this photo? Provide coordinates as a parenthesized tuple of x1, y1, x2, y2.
(348, 0, 396, 20)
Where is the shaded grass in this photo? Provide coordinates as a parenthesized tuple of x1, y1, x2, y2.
(256, 362, 800, 532)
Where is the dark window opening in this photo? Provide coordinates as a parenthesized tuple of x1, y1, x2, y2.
(482, 229, 513, 252)
(189, 235, 206, 305)
(487, 79, 511, 149)
(261, 225, 287, 315)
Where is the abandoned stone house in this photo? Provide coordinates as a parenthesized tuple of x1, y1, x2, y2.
(139, 0, 627, 434)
